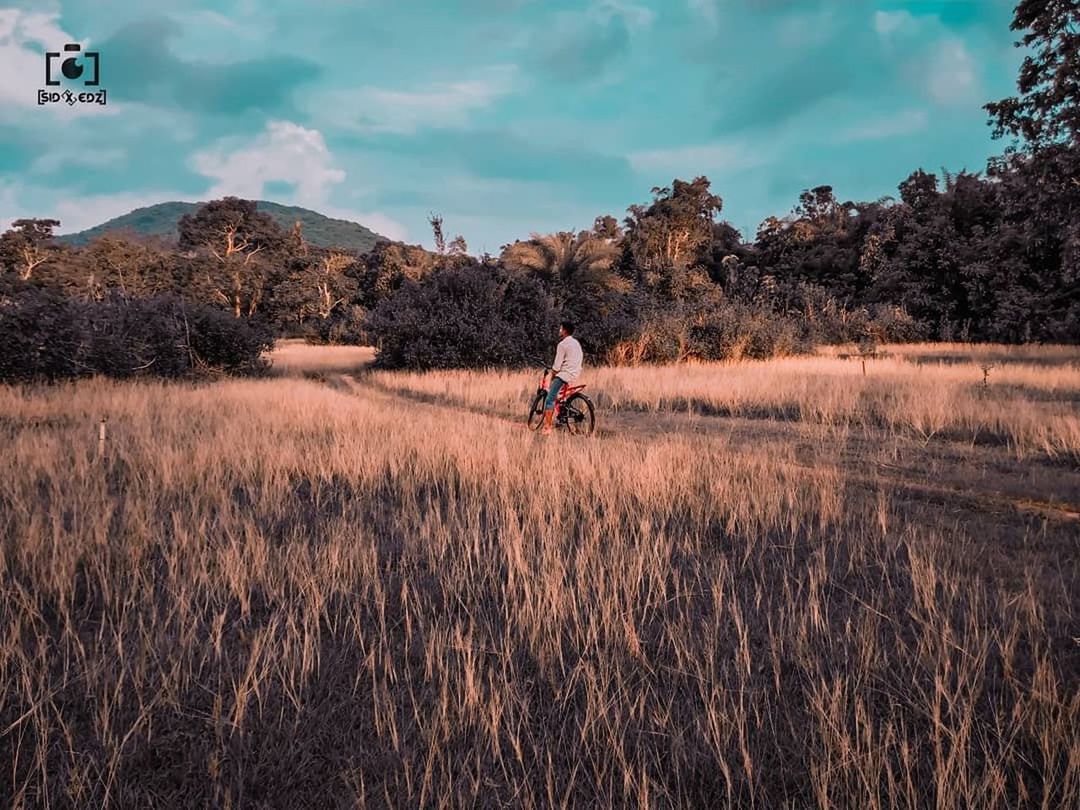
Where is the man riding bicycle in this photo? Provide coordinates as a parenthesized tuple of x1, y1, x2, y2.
(542, 319, 583, 435)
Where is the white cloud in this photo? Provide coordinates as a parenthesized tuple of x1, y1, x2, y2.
(874, 10, 918, 38)
(192, 120, 346, 207)
(598, 0, 655, 30)
(926, 38, 979, 105)
(629, 142, 766, 176)
(0, 9, 68, 109)
(0, 181, 21, 232)
(191, 120, 407, 240)
(324, 65, 518, 135)
(837, 109, 929, 142)
(686, 0, 718, 30)
(0, 8, 120, 119)
(30, 146, 127, 174)
(320, 206, 408, 242)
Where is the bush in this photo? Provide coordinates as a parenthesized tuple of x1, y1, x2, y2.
(365, 263, 558, 369)
(0, 282, 272, 382)
(0, 282, 85, 381)
(183, 302, 273, 374)
(685, 302, 809, 361)
(867, 304, 929, 343)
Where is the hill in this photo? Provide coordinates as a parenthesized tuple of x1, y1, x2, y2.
(55, 200, 387, 253)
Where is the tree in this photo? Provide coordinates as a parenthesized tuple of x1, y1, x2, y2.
(501, 230, 625, 297)
(794, 185, 853, 233)
(898, 169, 939, 211)
(592, 215, 621, 241)
(983, 0, 1080, 340)
(0, 218, 60, 280)
(357, 241, 439, 308)
(72, 235, 174, 300)
(178, 198, 286, 318)
(751, 188, 877, 307)
(624, 177, 723, 280)
(429, 213, 468, 257)
(986, 0, 1080, 151)
(279, 248, 360, 324)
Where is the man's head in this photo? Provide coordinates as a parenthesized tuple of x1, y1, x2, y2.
(560, 319, 575, 338)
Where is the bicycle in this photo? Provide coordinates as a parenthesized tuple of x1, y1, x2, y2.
(526, 365, 595, 436)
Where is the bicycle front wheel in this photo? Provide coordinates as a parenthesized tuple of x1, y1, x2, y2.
(564, 394, 595, 436)
(527, 392, 546, 431)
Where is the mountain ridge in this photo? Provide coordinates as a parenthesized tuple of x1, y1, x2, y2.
(54, 200, 388, 254)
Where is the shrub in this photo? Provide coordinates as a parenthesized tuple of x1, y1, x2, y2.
(80, 295, 193, 378)
(0, 281, 84, 381)
(686, 301, 810, 361)
(867, 304, 929, 343)
(365, 263, 558, 369)
(0, 282, 272, 382)
(183, 302, 273, 374)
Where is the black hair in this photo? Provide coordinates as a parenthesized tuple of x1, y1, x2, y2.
(560, 319, 575, 335)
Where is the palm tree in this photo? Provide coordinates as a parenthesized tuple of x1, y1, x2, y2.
(501, 230, 627, 296)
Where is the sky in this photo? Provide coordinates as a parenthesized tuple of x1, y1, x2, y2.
(0, 0, 1024, 252)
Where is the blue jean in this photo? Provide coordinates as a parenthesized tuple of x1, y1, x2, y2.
(544, 376, 566, 410)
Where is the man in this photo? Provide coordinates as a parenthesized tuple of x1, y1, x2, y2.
(542, 319, 583, 434)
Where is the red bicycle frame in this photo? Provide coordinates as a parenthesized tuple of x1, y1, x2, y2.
(539, 367, 586, 420)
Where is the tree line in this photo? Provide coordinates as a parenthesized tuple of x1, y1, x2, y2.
(1, 0, 1076, 377)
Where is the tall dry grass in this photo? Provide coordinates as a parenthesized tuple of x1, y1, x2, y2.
(0, 352, 1076, 807)
(371, 351, 1080, 461)
(267, 340, 375, 377)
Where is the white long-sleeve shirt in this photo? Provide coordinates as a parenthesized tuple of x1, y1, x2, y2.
(552, 335, 583, 383)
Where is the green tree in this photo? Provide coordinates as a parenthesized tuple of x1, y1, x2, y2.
(278, 248, 361, 324)
(501, 230, 625, 297)
(986, 0, 1080, 151)
(984, 0, 1080, 340)
(623, 177, 723, 290)
(0, 218, 60, 280)
(178, 198, 286, 318)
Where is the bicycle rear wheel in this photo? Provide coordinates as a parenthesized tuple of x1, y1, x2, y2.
(564, 394, 595, 436)
(526, 392, 546, 431)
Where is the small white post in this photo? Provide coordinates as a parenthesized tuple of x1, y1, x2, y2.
(98, 417, 107, 461)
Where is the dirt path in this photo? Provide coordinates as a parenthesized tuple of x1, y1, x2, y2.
(333, 371, 1080, 527)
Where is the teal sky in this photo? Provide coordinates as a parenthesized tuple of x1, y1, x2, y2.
(1, 0, 1023, 251)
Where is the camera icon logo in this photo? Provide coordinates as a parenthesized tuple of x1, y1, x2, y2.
(45, 43, 100, 87)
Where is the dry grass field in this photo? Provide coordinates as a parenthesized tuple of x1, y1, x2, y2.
(1, 342, 1077, 808)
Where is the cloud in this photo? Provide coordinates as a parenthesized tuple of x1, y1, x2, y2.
(30, 146, 127, 174)
(535, 0, 653, 82)
(0, 8, 116, 116)
(192, 121, 346, 207)
(190, 120, 407, 240)
(874, 10, 917, 38)
(629, 142, 767, 176)
(356, 127, 636, 195)
(95, 17, 321, 118)
(321, 65, 518, 135)
(0, 180, 21, 232)
(686, 0, 719, 30)
(925, 38, 979, 105)
(837, 109, 929, 142)
(319, 206, 408, 242)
